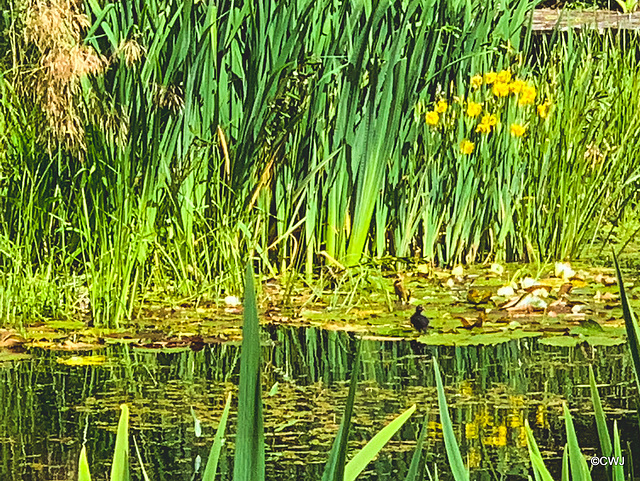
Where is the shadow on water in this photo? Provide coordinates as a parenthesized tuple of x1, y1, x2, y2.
(0, 325, 636, 480)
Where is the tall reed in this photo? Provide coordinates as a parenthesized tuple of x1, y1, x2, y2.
(2, 0, 640, 324)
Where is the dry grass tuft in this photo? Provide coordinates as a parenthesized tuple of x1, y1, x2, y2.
(116, 39, 145, 68)
(24, 0, 108, 150)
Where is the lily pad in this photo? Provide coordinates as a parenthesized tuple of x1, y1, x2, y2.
(538, 336, 580, 347)
(584, 336, 625, 347)
(45, 320, 87, 330)
(416, 330, 541, 346)
(57, 355, 107, 366)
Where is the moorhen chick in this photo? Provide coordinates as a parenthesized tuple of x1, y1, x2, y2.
(394, 275, 411, 305)
(410, 305, 430, 333)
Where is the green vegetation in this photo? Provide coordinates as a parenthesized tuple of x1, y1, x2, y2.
(523, 252, 638, 480)
(1, 0, 640, 326)
(2, 0, 640, 478)
(75, 260, 638, 480)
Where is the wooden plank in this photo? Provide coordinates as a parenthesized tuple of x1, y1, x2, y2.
(532, 8, 640, 31)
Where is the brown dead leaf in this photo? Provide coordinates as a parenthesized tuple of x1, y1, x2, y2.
(594, 291, 618, 302)
(557, 283, 574, 297)
(594, 273, 617, 286)
(456, 316, 474, 328)
(547, 297, 570, 315)
(524, 285, 552, 296)
(0, 330, 26, 349)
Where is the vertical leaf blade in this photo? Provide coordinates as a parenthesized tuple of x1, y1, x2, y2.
(322, 340, 362, 481)
(433, 357, 469, 481)
(344, 404, 416, 481)
(588, 365, 612, 457)
(233, 263, 265, 481)
(110, 404, 130, 481)
(78, 445, 92, 481)
(203, 392, 233, 481)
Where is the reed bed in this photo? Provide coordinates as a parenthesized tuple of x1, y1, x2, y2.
(1, 0, 640, 325)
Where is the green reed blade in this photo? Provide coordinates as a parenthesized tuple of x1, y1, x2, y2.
(404, 415, 429, 481)
(132, 437, 151, 481)
(110, 404, 130, 481)
(613, 251, 640, 398)
(78, 445, 92, 481)
(233, 263, 265, 481)
(433, 357, 468, 481)
(561, 443, 569, 481)
(203, 391, 233, 481)
(588, 365, 612, 458)
(612, 420, 624, 481)
(322, 339, 362, 481)
(524, 420, 554, 481)
(563, 403, 592, 481)
(344, 404, 416, 481)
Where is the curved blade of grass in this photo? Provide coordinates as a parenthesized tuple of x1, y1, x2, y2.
(404, 415, 429, 481)
(78, 445, 92, 481)
(524, 419, 555, 481)
(233, 263, 265, 481)
(433, 357, 468, 481)
(203, 391, 233, 481)
(612, 420, 624, 481)
(562, 444, 569, 481)
(563, 403, 592, 481)
(322, 339, 362, 481)
(344, 404, 416, 481)
(613, 251, 640, 396)
(110, 404, 130, 481)
(132, 437, 150, 481)
(588, 365, 612, 457)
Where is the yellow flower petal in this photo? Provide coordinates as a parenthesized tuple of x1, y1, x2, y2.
(425, 110, 439, 126)
(460, 139, 475, 154)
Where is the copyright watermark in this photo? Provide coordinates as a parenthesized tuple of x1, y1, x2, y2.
(589, 456, 625, 466)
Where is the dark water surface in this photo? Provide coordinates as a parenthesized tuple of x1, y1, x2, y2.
(0, 326, 636, 480)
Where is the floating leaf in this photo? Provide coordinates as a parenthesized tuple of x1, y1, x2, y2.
(490, 263, 504, 275)
(466, 289, 492, 305)
(57, 355, 107, 366)
(451, 265, 464, 277)
(538, 336, 580, 347)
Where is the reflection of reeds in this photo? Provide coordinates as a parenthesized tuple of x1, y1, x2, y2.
(525, 254, 636, 480)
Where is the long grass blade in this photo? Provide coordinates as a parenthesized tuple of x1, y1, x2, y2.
(561, 444, 569, 481)
(203, 392, 233, 481)
(433, 357, 468, 481)
(588, 365, 612, 458)
(322, 340, 362, 481)
(233, 263, 265, 481)
(563, 403, 592, 481)
(110, 404, 130, 481)
(132, 437, 151, 481)
(78, 445, 92, 481)
(404, 415, 429, 481)
(612, 420, 625, 481)
(524, 420, 555, 481)
(344, 404, 416, 481)
(613, 251, 640, 396)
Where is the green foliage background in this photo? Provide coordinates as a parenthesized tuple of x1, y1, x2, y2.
(0, 0, 639, 325)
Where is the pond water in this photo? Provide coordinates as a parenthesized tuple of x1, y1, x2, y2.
(0, 325, 636, 480)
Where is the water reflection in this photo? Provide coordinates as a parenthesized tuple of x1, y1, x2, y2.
(0, 326, 635, 480)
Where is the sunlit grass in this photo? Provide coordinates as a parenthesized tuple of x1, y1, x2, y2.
(1, 0, 640, 326)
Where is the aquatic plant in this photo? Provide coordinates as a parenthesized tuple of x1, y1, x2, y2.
(2, 0, 640, 328)
(523, 252, 638, 480)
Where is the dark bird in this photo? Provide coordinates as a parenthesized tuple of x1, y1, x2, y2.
(394, 276, 411, 305)
(410, 305, 430, 333)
